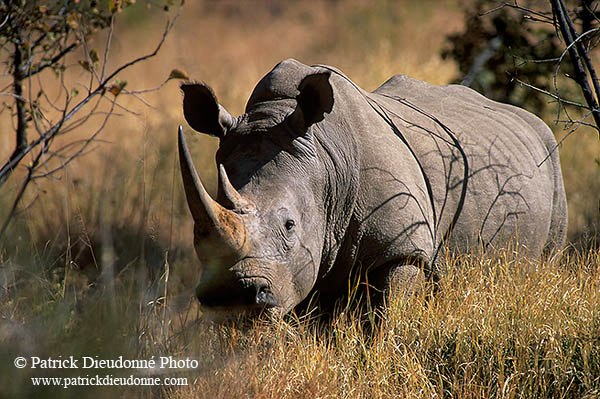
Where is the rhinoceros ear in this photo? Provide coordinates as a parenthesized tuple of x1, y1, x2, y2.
(181, 83, 234, 138)
(294, 71, 333, 131)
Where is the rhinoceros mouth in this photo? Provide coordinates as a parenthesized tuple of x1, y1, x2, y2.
(195, 277, 277, 312)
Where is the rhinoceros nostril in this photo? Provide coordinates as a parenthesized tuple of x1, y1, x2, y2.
(255, 285, 276, 308)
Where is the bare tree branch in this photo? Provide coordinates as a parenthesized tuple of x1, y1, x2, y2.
(0, 15, 177, 187)
(513, 77, 592, 109)
(1, 39, 28, 187)
(480, 3, 554, 23)
(551, 0, 600, 135)
(0, 4, 181, 241)
(27, 43, 77, 77)
(563, 5, 600, 110)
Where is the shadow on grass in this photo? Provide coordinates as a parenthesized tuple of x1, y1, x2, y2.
(0, 212, 200, 398)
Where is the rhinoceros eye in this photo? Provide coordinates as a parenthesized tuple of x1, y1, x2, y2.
(285, 219, 296, 231)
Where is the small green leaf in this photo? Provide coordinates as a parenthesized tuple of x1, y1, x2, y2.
(168, 68, 189, 80)
(109, 80, 127, 96)
(78, 60, 91, 72)
(89, 49, 99, 63)
(109, 0, 122, 14)
(67, 12, 79, 29)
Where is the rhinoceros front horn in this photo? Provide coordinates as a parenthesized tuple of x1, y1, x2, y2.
(178, 126, 248, 253)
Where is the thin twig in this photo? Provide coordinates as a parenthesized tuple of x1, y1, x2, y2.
(27, 43, 77, 77)
(565, 24, 600, 115)
(34, 101, 117, 179)
(122, 77, 172, 109)
(101, 16, 114, 83)
(480, 3, 553, 21)
(80, 26, 101, 88)
(538, 110, 596, 167)
(552, 27, 600, 102)
(0, 13, 9, 30)
(0, 142, 45, 240)
(513, 77, 590, 109)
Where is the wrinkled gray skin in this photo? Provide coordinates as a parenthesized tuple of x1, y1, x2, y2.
(179, 59, 567, 317)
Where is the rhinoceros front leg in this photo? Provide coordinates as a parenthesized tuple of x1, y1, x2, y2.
(368, 261, 427, 306)
(387, 264, 426, 298)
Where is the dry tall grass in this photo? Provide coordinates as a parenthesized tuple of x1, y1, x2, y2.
(1, 1, 599, 398)
(164, 250, 600, 399)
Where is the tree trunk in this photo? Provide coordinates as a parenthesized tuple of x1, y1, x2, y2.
(0, 41, 28, 187)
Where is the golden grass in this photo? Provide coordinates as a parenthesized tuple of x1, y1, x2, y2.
(158, 249, 600, 399)
(3, 246, 598, 398)
(141, 250, 600, 398)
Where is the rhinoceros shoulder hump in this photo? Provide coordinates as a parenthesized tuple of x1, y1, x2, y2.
(246, 58, 316, 109)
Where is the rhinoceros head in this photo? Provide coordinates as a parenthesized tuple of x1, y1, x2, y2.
(179, 70, 334, 316)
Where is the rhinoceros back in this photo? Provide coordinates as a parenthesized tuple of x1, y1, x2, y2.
(372, 74, 567, 256)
